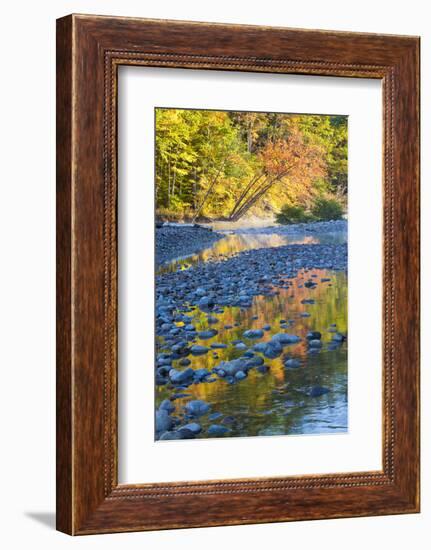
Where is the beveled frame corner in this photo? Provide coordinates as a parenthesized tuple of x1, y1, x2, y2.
(57, 14, 420, 535)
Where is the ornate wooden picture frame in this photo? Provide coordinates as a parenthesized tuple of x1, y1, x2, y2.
(56, 14, 420, 535)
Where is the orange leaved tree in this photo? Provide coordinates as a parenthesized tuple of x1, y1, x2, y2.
(228, 127, 326, 221)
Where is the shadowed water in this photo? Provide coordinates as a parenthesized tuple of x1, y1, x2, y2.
(155, 229, 348, 439)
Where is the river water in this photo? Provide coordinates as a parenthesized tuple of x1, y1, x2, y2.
(155, 226, 348, 439)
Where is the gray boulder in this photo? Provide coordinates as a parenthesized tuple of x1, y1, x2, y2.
(159, 399, 175, 413)
(198, 329, 218, 340)
(284, 358, 301, 368)
(263, 340, 283, 359)
(169, 367, 194, 385)
(190, 345, 209, 355)
(181, 422, 202, 434)
(198, 296, 215, 311)
(308, 339, 322, 348)
(193, 368, 210, 381)
(243, 329, 264, 339)
(215, 358, 246, 377)
(155, 409, 173, 433)
(235, 342, 248, 351)
(252, 342, 268, 353)
(271, 333, 301, 345)
(208, 424, 231, 436)
(245, 356, 264, 368)
(185, 399, 211, 417)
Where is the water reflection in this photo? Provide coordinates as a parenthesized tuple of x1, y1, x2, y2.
(157, 230, 345, 275)
(156, 265, 348, 438)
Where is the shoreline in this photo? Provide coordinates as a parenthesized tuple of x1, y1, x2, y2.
(156, 219, 347, 267)
(156, 224, 223, 266)
(231, 219, 347, 235)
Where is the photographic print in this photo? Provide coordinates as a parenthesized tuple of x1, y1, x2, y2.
(56, 16, 420, 533)
(155, 108, 348, 441)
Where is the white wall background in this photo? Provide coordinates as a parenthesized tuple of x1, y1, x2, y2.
(0, 0, 427, 548)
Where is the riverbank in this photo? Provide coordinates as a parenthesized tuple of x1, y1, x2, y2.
(232, 219, 347, 236)
(156, 224, 223, 266)
(156, 219, 347, 268)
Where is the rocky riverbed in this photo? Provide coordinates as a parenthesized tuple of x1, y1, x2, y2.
(233, 219, 347, 236)
(154, 224, 348, 441)
(156, 224, 223, 266)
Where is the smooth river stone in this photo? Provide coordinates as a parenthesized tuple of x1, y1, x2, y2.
(169, 367, 194, 385)
(181, 422, 202, 434)
(271, 333, 301, 345)
(210, 342, 227, 349)
(306, 331, 322, 340)
(159, 399, 175, 413)
(215, 358, 246, 377)
(308, 339, 322, 348)
(190, 344, 209, 355)
(284, 358, 301, 369)
(193, 368, 210, 381)
(263, 341, 283, 359)
(155, 409, 173, 433)
(244, 356, 264, 368)
(235, 342, 247, 351)
(198, 329, 218, 340)
(207, 424, 231, 436)
(185, 400, 211, 417)
(243, 329, 264, 339)
(253, 342, 268, 353)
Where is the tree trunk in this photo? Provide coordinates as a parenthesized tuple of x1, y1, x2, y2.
(172, 166, 176, 196)
(228, 170, 292, 221)
(192, 160, 226, 223)
(193, 165, 197, 209)
(247, 121, 252, 152)
(229, 172, 264, 219)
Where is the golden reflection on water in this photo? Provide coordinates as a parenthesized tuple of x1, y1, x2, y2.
(157, 233, 322, 274)
(156, 266, 348, 438)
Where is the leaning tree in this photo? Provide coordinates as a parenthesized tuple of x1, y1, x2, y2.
(228, 128, 326, 221)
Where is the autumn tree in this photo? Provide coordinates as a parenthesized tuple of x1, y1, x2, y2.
(228, 126, 326, 221)
(295, 115, 348, 197)
(154, 108, 346, 221)
(190, 111, 245, 222)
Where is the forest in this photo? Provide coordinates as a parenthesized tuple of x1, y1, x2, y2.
(155, 108, 347, 222)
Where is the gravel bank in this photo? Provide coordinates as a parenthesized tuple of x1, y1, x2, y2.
(156, 225, 223, 266)
(233, 219, 347, 236)
(156, 242, 347, 318)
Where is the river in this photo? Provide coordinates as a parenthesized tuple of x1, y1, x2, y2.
(155, 223, 348, 439)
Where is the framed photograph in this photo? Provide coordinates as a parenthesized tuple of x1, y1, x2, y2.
(56, 14, 420, 534)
